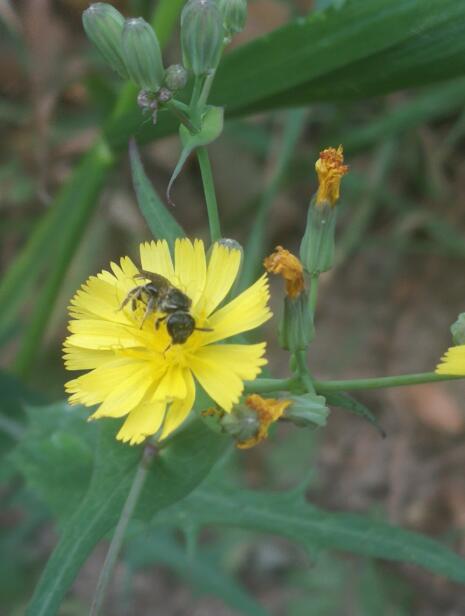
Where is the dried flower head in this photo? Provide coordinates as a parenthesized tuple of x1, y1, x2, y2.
(315, 145, 348, 206)
(236, 394, 291, 449)
(263, 245, 304, 299)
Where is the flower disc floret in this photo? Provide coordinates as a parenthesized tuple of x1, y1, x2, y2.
(64, 239, 272, 445)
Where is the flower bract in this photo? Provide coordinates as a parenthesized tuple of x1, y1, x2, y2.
(64, 239, 271, 445)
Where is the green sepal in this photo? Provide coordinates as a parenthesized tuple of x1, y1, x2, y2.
(300, 197, 337, 275)
(450, 312, 465, 345)
(181, 0, 224, 76)
(82, 3, 128, 79)
(278, 292, 314, 352)
(284, 392, 329, 427)
(122, 17, 164, 91)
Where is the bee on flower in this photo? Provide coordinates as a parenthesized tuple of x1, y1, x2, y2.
(64, 238, 271, 445)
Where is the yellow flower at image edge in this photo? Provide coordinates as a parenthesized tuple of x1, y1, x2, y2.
(64, 239, 272, 445)
(435, 345, 465, 375)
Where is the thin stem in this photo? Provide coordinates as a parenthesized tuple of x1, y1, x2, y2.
(165, 100, 197, 133)
(308, 274, 319, 317)
(197, 70, 216, 111)
(90, 445, 156, 616)
(197, 147, 222, 242)
(295, 351, 316, 393)
(244, 376, 299, 394)
(314, 371, 463, 392)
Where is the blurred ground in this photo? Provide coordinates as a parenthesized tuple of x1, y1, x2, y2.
(1, 1, 465, 615)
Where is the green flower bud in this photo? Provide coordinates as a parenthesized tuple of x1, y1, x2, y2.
(164, 64, 188, 91)
(451, 313, 465, 345)
(181, 0, 224, 76)
(217, 0, 247, 36)
(284, 393, 329, 428)
(278, 292, 314, 352)
(300, 197, 338, 276)
(82, 3, 128, 78)
(220, 404, 259, 442)
(122, 17, 164, 91)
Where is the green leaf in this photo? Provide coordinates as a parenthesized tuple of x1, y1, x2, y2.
(210, 0, 465, 113)
(322, 391, 386, 437)
(12, 401, 229, 616)
(125, 530, 270, 616)
(154, 481, 465, 585)
(167, 105, 224, 204)
(129, 139, 185, 247)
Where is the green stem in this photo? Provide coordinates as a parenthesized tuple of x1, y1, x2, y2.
(89, 445, 156, 616)
(295, 351, 316, 394)
(314, 371, 463, 392)
(308, 273, 319, 317)
(244, 376, 299, 394)
(197, 147, 222, 242)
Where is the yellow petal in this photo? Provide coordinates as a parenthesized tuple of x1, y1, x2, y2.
(65, 358, 145, 407)
(195, 343, 267, 381)
(161, 369, 195, 439)
(201, 242, 241, 316)
(189, 351, 244, 411)
(91, 363, 158, 418)
(153, 364, 187, 401)
(67, 319, 144, 350)
(117, 400, 167, 445)
(436, 345, 465, 375)
(69, 275, 130, 323)
(202, 274, 272, 344)
(174, 238, 207, 306)
(63, 346, 117, 370)
(140, 240, 175, 281)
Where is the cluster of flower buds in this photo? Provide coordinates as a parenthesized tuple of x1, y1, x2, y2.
(83, 3, 188, 124)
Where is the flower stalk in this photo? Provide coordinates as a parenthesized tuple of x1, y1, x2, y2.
(90, 444, 156, 616)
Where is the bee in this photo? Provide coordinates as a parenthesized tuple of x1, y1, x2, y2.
(121, 271, 210, 345)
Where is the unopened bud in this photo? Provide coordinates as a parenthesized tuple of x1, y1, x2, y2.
(451, 313, 465, 345)
(181, 0, 224, 76)
(82, 3, 128, 78)
(164, 64, 188, 91)
(278, 292, 314, 352)
(122, 18, 164, 91)
(220, 404, 259, 442)
(284, 393, 329, 427)
(218, 0, 247, 36)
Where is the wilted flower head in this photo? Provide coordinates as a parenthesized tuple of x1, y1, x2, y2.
(315, 145, 348, 206)
(235, 394, 291, 449)
(263, 245, 304, 299)
(64, 239, 271, 445)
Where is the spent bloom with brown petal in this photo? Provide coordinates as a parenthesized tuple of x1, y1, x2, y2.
(263, 245, 305, 299)
(315, 145, 348, 206)
(236, 394, 291, 449)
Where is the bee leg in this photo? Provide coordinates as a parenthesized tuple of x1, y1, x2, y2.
(140, 295, 155, 328)
(194, 326, 214, 332)
(155, 315, 168, 330)
(119, 286, 142, 311)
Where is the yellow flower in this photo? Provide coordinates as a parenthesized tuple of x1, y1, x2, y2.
(263, 245, 305, 299)
(64, 239, 272, 445)
(315, 145, 349, 206)
(436, 346, 465, 375)
(236, 394, 291, 449)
